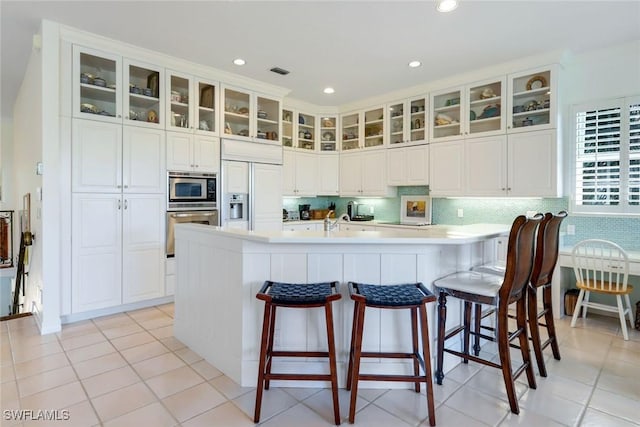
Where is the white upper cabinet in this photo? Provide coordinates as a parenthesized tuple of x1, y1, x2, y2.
(282, 109, 294, 148)
(166, 132, 220, 173)
(341, 112, 360, 151)
(340, 150, 396, 197)
(466, 77, 506, 137)
(282, 149, 317, 196)
(507, 65, 557, 133)
(387, 145, 429, 186)
(74, 46, 122, 123)
(507, 129, 560, 196)
(363, 106, 385, 148)
(166, 70, 219, 135)
(464, 135, 508, 196)
(297, 112, 316, 150)
(430, 87, 464, 142)
(317, 153, 340, 195)
(123, 59, 164, 128)
(319, 116, 338, 152)
(429, 140, 465, 196)
(222, 85, 281, 144)
(341, 106, 385, 151)
(388, 96, 427, 146)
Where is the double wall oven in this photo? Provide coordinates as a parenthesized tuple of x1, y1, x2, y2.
(166, 171, 218, 257)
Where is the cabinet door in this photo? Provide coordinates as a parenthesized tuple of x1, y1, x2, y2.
(431, 87, 464, 142)
(193, 135, 220, 173)
(508, 66, 556, 133)
(317, 154, 340, 196)
(252, 163, 283, 231)
(341, 112, 360, 151)
(466, 77, 505, 137)
(405, 145, 429, 185)
(222, 86, 252, 141)
(123, 126, 165, 193)
(429, 141, 465, 196)
(255, 94, 280, 143)
(123, 59, 163, 128)
(508, 129, 559, 196)
(363, 106, 385, 148)
(72, 119, 122, 193)
(387, 148, 406, 185)
(361, 150, 388, 195)
(195, 78, 218, 135)
(339, 153, 362, 196)
(223, 160, 249, 194)
(73, 45, 122, 123)
(465, 135, 507, 196)
(122, 194, 165, 303)
(166, 70, 194, 132)
(294, 151, 318, 196)
(72, 193, 122, 312)
(166, 131, 193, 171)
(282, 149, 296, 196)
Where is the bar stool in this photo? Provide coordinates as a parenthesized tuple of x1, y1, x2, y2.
(434, 214, 542, 415)
(346, 282, 436, 426)
(472, 211, 567, 377)
(254, 281, 341, 425)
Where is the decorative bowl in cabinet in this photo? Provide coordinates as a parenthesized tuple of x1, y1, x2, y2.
(322, 131, 333, 141)
(238, 107, 249, 115)
(81, 103, 99, 114)
(93, 77, 106, 87)
(257, 110, 268, 119)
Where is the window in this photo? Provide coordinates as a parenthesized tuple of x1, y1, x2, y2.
(572, 96, 640, 215)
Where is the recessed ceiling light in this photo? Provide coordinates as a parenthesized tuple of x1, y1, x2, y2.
(233, 58, 246, 66)
(323, 87, 335, 94)
(436, 0, 458, 12)
(408, 60, 422, 68)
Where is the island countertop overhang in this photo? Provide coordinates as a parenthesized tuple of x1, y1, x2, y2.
(175, 223, 510, 245)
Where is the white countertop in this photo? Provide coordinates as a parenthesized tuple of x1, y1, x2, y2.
(179, 223, 510, 245)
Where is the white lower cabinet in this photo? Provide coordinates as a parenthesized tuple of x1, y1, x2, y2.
(317, 153, 340, 195)
(166, 132, 220, 173)
(387, 144, 429, 186)
(339, 223, 377, 231)
(282, 222, 320, 231)
(429, 140, 465, 196)
(283, 149, 317, 196)
(340, 150, 396, 197)
(72, 193, 165, 313)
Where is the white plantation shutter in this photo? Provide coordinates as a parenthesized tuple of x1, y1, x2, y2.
(573, 96, 640, 214)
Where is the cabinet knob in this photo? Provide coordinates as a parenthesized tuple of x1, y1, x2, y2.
(507, 187, 512, 191)
(124, 200, 128, 209)
(116, 185, 122, 189)
(124, 185, 128, 189)
(501, 188, 506, 191)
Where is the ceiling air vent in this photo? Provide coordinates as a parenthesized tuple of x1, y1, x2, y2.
(270, 67, 290, 75)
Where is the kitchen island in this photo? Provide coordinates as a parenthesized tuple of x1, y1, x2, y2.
(173, 224, 509, 387)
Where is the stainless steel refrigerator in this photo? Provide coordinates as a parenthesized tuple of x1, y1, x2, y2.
(220, 139, 283, 231)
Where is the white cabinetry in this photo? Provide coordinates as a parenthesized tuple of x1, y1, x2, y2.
(282, 222, 321, 231)
(507, 66, 557, 133)
(340, 150, 396, 197)
(317, 153, 340, 195)
(166, 132, 220, 173)
(388, 96, 427, 146)
(72, 193, 165, 312)
(340, 105, 386, 150)
(387, 145, 429, 186)
(339, 223, 377, 232)
(429, 141, 465, 196)
(283, 149, 317, 196)
(465, 136, 507, 196)
(166, 70, 219, 134)
(72, 120, 165, 194)
(222, 85, 280, 143)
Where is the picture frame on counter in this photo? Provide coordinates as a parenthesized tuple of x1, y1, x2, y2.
(400, 195, 432, 224)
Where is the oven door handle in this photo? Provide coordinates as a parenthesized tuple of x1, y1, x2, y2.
(170, 212, 217, 218)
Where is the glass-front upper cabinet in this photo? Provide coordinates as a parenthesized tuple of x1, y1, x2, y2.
(124, 59, 163, 128)
(319, 115, 338, 151)
(223, 87, 251, 139)
(341, 112, 360, 151)
(282, 109, 294, 147)
(388, 96, 427, 145)
(430, 87, 463, 142)
(167, 71, 193, 132)
(297, 112, 315, 150)
(508, 66, 556, 132)
(466, 77, 505, 137)
(73, 46, 122, 123)
(223, 87, 280, 143)
(364, 106, 384, 148)
(255, 95, 280, 143)
(196, 79, 217, 134)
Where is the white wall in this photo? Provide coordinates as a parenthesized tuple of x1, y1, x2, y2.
(0, 120, 14, 211)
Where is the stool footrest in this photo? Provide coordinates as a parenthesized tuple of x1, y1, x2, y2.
(357, 374, 429, 383)
(264, 373, 333, 382)
(443, 348, 501, 369)
(359, 351, 419, 359)
(270, 351, 329, 358)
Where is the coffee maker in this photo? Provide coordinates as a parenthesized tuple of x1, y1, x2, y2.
(299, 204, 311, 220)
(347, 201, 358, 219)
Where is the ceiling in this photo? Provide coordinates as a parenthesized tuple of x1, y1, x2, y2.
(2, 1, 639, 119)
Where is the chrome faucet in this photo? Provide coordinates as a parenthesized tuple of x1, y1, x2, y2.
(324, 210, 350, 231)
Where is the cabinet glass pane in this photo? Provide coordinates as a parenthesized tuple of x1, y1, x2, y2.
(389, 103, 404, 145)
(364, 107, 384, 148)
(197, 82, 216, 133)
(320, 116, 337, 151)
(511, 70, 551, 129)
(170, 75, 190, 128)
(257, 97, 280, 142)
(127, 65, 160, 124)
(468, 80, 502, 135)
(298, 113, 315, 150)
(282, 109, 293, 147)
(433, 90, 462, 139)
(79, 52, 117, 117)
(342, 113, 359, 151)
(224, 88, 250, 137)
(409, 98, 426, 142)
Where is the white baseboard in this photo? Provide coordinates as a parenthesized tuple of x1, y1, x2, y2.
(60, 296, 174, 324)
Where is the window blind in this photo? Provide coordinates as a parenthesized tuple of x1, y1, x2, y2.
(628, 101, 640, 205)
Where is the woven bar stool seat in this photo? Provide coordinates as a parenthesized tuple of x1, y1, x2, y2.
(254, 280, 341, 425)
(346, 282, 436, 426)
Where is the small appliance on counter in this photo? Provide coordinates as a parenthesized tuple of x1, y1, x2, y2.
(287, 210, 300, 221)
(282, 209, 288, 220)
(299, 204, 311, 220)
(348, 201, 375, 221)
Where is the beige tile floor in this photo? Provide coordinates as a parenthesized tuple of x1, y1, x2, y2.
(1, 304, 639, 426)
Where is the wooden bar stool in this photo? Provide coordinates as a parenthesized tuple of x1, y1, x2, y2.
(434, 214, 542, 414)
(254, 281, 341, 425)
(346, 282, 436, 426)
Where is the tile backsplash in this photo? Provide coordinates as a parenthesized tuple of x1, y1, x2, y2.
(283, 188, 639, 251)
